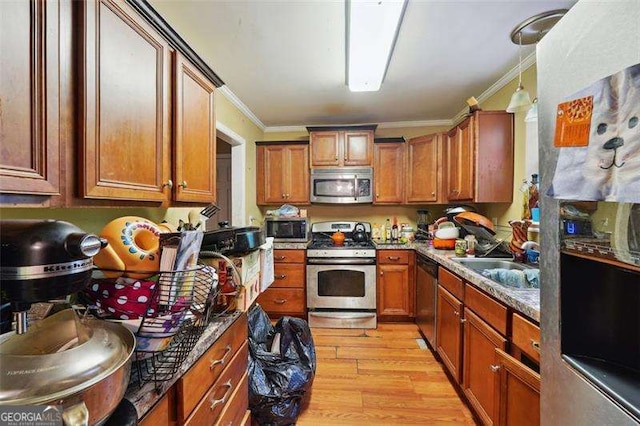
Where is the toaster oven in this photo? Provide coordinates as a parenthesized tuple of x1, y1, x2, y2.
(264, 217, 309, 242)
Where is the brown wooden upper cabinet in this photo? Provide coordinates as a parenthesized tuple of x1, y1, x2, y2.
(405, 133, 443, 204)
(0, 0, 61, 196)
(79, 0, 172, 202)
(446, 111, 514, 203)
(307, 126, 375, 168)
(256, 142, 310, 205)
(373, 138, 405, 204)
(173, 54, 217, 203)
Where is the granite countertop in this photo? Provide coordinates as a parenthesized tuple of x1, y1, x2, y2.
(124, 311, 242, 419)
(273, 241, 310, 250)
(374, 241, 540, 322)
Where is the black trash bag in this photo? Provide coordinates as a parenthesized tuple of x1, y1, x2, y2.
(248, 305, 316, 426)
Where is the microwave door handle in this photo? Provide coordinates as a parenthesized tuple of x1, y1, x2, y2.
(354, 175, 358, 201)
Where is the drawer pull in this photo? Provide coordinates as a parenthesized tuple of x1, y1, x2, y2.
(275, 256, 287, 260)
(531, 340, 541, 353)
(209, 380, 233, 410)
(489, 364, 501, 373)
(387, 256, 401, 261)
(209, 345, 232, 369)
(274, 298, 287, 305)
(275, 274, 287, 279)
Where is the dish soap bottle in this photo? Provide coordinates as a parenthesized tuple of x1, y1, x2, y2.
(385, 218, 391, 242)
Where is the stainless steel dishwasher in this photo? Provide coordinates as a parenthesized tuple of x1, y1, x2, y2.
(416, 254, 438, 348)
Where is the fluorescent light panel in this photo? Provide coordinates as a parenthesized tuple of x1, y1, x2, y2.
(347, 0, 407, 92)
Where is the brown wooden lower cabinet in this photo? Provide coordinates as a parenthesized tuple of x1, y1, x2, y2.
(462, 308, 507, 425)
(436, 285, 464, 383)
(494, 349, 541, 426)
(139, 386, 174, 426)
(258, 249, 306, 318)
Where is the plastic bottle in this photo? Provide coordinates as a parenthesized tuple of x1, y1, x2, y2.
(385, 219, 391, 242)
(372, 223, 380, 241)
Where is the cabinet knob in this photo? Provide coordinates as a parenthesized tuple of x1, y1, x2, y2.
(275, 256, 286, 260)
(453, 310, 459, 316)
(431, 191, 436, 196)
(286, 194, 290, 199)
(531, 340, 541, 353)
(282, 193, 286, 199)
(162, 179, 173, 189)
(460, 318, 467, 324)
(178, 180, 188, 188)
(274, 298, 287, 305)
(380, 271, 384, 276)
(275, 274, 287, 280)
(376, 193, 380, 198)
(489, 364, 501, 373)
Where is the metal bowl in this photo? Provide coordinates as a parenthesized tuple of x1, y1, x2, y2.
(0, 309, 135, 425)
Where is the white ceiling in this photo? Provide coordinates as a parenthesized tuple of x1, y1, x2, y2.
(150, 0, 577, 128)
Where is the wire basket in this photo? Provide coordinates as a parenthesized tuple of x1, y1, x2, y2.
(81, 264, 236, 389)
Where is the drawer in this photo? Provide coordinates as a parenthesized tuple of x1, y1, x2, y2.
(177, 314, 247, 422)
(273, 249, 305, 263)
(185, 342, 248, 426)
(257, 288, 305, 314)
(464, 284, 508, 336)
(240, 410, 251, 426)
(215, 373, 249, 426)
(272, 264, 305, 288)
(438, 267, 464, 301)
(377, 250, 410, 264)
(512, 312, 541, 363)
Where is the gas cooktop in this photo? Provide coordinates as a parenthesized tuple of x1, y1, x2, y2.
(308, 240, 375, 249)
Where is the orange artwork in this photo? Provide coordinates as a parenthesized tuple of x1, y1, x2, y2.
(553, 95, 594, 147)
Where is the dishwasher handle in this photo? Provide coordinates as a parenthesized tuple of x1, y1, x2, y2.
(417, 255, 438, 278)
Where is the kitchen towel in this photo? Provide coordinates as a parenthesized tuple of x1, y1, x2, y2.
(548, 62, 640, 203)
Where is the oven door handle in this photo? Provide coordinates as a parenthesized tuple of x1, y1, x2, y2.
(307, 258, 376, 265)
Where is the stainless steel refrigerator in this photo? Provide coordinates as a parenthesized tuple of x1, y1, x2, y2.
(538, 1, 640, 424)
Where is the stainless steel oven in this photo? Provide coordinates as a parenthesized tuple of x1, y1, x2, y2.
(310, 168, 373, 204)
(306, 221, 377, 328)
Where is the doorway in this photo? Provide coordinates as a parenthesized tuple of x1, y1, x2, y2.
(215, 138, 232, 226)
(215, 122, 246, 228)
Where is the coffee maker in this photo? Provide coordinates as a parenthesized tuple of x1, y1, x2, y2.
(416, 210, 432, 241)
(0, 220, 105, 334)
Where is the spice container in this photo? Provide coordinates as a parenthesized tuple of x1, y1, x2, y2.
(455, 239, 468, 257)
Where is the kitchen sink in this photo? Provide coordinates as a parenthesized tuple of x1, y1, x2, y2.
(451, 257, 539, 289)
(451, 257, 535, 271)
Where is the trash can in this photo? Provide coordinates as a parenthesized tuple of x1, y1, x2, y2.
(247, 305, 316, 426)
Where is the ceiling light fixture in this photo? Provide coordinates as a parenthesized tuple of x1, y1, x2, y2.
(506, 9, 567, 113)
(346, 0, 407, 92)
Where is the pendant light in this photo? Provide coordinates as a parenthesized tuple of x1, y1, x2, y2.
(506, 9, 568, 113)
(506, 31, 532, 113)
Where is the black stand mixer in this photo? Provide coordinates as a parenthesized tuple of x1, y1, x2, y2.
(0, 220, 105, 334)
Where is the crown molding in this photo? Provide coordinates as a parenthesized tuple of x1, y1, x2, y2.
(452, 51, 537, 125)
(377, 119, 453, 129)
(218, 86, 266, 131)
(263, 119, 451, 133)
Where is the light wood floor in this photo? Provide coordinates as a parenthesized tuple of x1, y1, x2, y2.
(296, 323, 478, 426)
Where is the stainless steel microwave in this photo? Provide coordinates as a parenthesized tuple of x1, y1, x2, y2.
(264, 217, 309, 242)
(310, 168, 373, 204)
